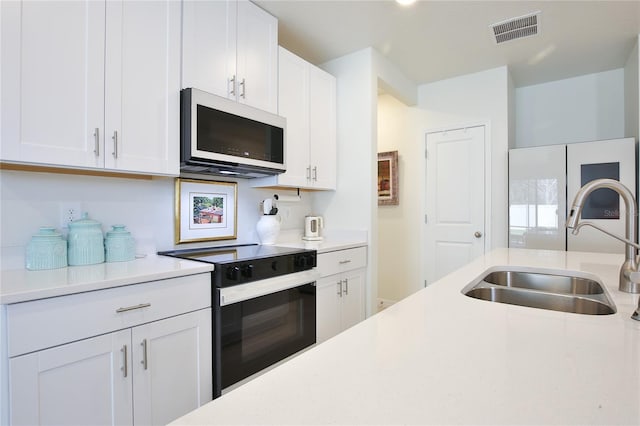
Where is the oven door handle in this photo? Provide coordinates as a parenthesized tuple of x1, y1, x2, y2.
(219, 269, 320, 306)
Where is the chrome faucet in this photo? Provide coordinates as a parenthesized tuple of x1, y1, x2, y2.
(566, 178, 640, 321)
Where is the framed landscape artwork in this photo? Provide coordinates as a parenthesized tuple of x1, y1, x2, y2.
(378, 151, 399, 206)
(175, 178, 237, 243)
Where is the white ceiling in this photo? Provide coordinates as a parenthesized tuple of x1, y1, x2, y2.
(255, 0, 640, 88)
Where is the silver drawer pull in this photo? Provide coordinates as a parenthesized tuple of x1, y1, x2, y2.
(93, 128, 100, 156)
(112, 130, 118, 158)
(141, 339, 148, 370)
(116, 303, 151, 313)
(240, 78, 246, 98)
(339, 260, 352, 265)
(121, 344, 128, 377)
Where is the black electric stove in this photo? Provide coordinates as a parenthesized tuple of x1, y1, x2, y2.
(158, 244, 317, 287)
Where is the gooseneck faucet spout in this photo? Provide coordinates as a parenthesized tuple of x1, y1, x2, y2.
(566, 178, 640, 321)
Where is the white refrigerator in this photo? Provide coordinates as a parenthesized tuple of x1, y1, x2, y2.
(509, 137, 637, 253)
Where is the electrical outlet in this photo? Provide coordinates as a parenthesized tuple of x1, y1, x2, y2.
(59, 202, 82, 229)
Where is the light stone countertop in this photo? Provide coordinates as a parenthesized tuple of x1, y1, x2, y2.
(171, 248, 640, 425)
(0, 255, 213, 304)
(275, 229, 367, 253)
(0, 235, 366, 304)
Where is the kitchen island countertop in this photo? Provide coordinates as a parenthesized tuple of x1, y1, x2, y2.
(171, 248, 640, 425)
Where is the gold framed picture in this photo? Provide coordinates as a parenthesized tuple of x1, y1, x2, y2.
(378, 150, 399, 206)
(174, 178, 238, 243)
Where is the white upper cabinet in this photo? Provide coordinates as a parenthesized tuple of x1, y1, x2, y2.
(182, 0, 278, 114)
(252, 47, 337, 190)
(103, 0, 181, 175)
(308, 65, 337, 190)
(0, 0, 180, 176)
(1, 1, 105, 168)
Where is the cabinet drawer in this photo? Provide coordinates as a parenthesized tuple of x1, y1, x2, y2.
(7, 273, 211, 357)
(316, 247, 367, 278)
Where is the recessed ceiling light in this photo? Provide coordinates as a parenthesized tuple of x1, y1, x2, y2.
(396, 0, 416, 6)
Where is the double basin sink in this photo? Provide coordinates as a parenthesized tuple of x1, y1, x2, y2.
(462, 268, 617, 315)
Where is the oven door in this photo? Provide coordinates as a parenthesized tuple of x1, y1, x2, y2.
(216, 270, 318, 391)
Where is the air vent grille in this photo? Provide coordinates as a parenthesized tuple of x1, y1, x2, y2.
(490, 11, 540, 44)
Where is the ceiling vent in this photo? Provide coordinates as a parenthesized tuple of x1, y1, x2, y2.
(490, 11, 541, 44)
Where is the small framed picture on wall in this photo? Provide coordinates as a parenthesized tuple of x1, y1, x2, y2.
(378, 150, 399, 206)
(174, 178, 238, 243)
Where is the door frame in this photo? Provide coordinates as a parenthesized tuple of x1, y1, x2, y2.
(421, 121, 492, 287)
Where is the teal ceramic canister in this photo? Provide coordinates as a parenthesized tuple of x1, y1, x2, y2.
(67, 213, 105, 266)
(105, 225, 135, 262)
(25, 227, 67, 270)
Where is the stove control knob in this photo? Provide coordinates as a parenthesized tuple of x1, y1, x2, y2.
(295, 253, 315, 269)
(241, 264, 253, 278)
(271, 260, 278, 271)
(226, 266, 240, 281)
(306, 253, 317, 268)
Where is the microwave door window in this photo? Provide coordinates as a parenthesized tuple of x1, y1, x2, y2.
(196, 105, 283, 163)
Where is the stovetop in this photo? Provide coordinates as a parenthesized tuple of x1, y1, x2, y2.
(158, 244, 317, 287)
(158, 244, 310, 264)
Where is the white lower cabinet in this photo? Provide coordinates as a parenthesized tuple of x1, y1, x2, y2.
(6, 274, 212, 426)
(316, 247, 367, 343)
(131, 310, 211, 426)
(10, 330, 133, 426)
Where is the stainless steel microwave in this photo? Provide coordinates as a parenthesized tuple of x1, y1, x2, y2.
(180, 88, 286, 178)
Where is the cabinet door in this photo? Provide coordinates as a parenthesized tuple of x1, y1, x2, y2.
(340, 269, 366, 331)
(182, 0, 237, 99)
(1, 0, 105, 168)
(9, 330, 132, 426)
(104, 0, 180, 175)
(316, 276, 343, 343)
(276, 47, 311, 187)
(308, 66, 337, 190)
(236, 0, 278, 113)
(131, 308, 212, 426)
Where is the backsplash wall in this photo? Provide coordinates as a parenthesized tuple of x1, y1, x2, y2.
(0, 170, 312, 269)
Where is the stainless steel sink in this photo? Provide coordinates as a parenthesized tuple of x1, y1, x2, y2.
(482, 270, 604, 295)
(462, 269, 617, 315)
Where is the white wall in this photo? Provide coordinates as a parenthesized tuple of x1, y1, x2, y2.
(624, 36, 639, 141)
(417, 66, 511, 250)
(377, 94, 420, 302)
(0, 170, 311, 269)
(317, 48, 377, 316)
(515, 69, 625, 148)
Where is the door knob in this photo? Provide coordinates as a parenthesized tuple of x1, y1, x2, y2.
(474, 231, 483, 238)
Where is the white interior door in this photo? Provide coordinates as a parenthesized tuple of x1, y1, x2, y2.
(425, 126, 486, 284)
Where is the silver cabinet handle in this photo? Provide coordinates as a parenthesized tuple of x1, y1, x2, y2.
(312, 166, 318, 181)
(116, 303, 151, 313)
(112, 130, 118, 158)
(141, 339, 148, 370)
(121, 344, 128, 377)
(337, 280, 343, 297)
(306, 166, 311, 180)
(339, 260, 351, 265)
(474, 231, 483, 238)
(240, 78, 246, 99)
(343, 278, 349, 295)
(93, 128, 100, 156)
(229, 75, 236, 96)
